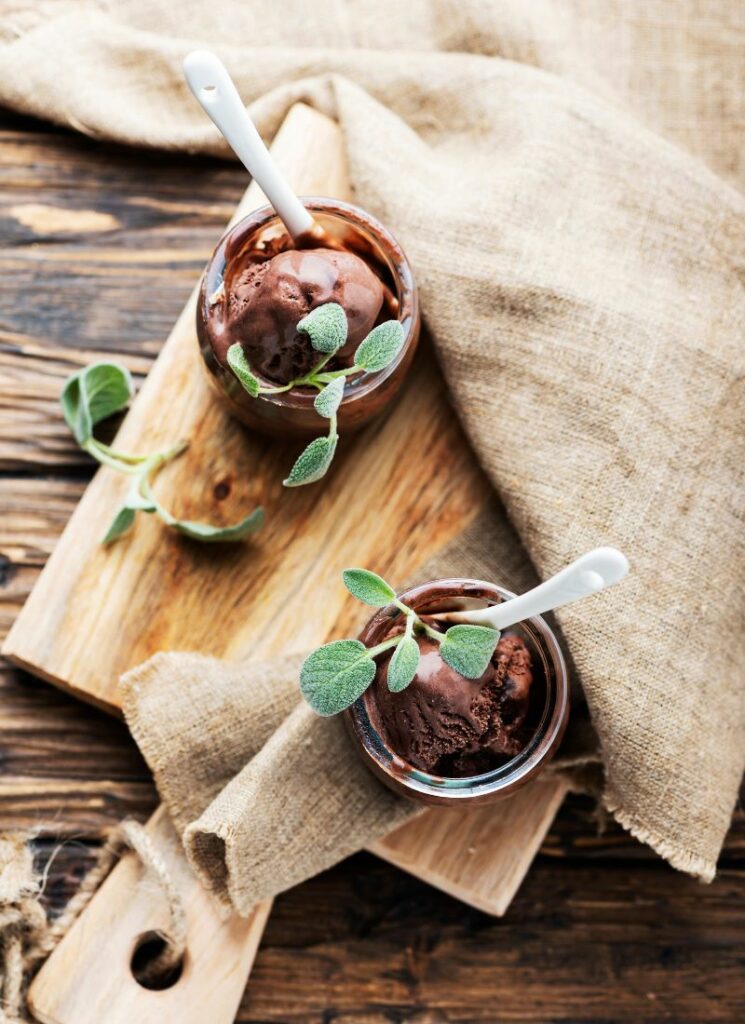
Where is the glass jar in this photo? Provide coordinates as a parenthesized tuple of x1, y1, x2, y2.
(345, 578, 570, 807)
(197, 197, 420, 438)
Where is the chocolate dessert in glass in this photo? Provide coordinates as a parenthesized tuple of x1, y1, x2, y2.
(345, 578, 570, 807)
(197, 197, 419, 438)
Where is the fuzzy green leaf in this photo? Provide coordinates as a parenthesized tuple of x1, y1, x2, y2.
(102, 505, 136, 545)
(168, 506, 265, 542)
(440, 624, 501, 679)
(227, 343, 260, 397)
(387, 634, 420, 693)
(61, 362, 134, 445)
(300, 639, 377, 716)
(283, 435, 337, 487)
(314, 376, 345, 418)
(354, 320, 404, 372)
(342, 568, 396, 606)
(297, 302, 348, 354)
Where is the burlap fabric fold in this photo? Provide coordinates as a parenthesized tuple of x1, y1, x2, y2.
(3, 2, 744, 902)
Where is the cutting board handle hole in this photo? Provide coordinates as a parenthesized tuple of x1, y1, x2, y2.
(130, 930, 185, 990)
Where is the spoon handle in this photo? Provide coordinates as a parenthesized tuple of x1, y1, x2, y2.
(183, 50, 314, 240)
(447, 547, 629, 630)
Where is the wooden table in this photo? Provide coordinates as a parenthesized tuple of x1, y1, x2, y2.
(0, 107, 742, 1024)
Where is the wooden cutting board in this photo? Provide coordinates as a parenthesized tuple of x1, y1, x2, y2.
(5, 103, 567, 1024)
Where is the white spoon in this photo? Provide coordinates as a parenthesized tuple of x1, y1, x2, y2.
(183, 50, 315, 241)
(439, 547, 629, 630)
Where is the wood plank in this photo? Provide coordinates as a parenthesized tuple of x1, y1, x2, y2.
(372, 778, 569, 915)
(237, 852, 744, 1024)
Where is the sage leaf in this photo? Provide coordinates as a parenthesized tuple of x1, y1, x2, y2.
(227, 343, 260, 397)
(283, 435, 337, 487)
(440, 624, 500, 679)
(300, 639, 376, 716)
(314, 376, 345, 419)
(102, 505, 136, 545)
(342, 568, 396, 606)
(387, 634, 420, 693)
(297, 302, 348, 354)
(355, 320, 404, 372)
(168, 506, 265, 542)
(61, 361, 134, 445)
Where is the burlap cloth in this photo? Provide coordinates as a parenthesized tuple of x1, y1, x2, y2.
(2, 1, 743, 909)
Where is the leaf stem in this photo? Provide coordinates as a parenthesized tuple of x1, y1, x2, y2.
(367, 634, 403, 660)
(420, 621, 445, 642)
(313, 365, 361, 385)
(83, 439, 142, 475)
(392, 596, 445, 643)
(92, 440, 150, 464)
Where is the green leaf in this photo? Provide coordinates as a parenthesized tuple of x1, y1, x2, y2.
(354, 320, 405, 372)
(440, 625, 501, 679)
(61, 361, 134, 445)
(168, 506, 265, 542)
(314, 376, 345, 418)
(297, 302, 348, 354)
(60, 374, 92, 446)
(342, 568, 396, 606)
(387, 634, 420, 693)
(85, 363, 134, 425)
(283, 435, 337, 487)
(227, 343, 260, 397)
(300, 639, 377, 716)
(102, 505, 136, 545)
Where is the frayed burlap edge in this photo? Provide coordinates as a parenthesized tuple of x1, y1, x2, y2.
(604, 797, 715, 883)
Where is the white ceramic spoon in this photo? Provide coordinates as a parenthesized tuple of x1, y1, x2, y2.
(439, 547, 629, 630)
(183, 49, 315, 240)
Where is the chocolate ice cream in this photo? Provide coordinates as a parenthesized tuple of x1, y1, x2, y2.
(367, 628, 540, 777)
(223, 246, 385, 383)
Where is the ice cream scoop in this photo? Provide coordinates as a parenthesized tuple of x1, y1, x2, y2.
(370, 630, 537, 776)
(225, 246, 385, 383)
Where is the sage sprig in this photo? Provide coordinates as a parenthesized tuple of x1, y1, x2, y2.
(61, 361, 264, 545)
(226, 303, 405, 488)
(300, 569, 501, 717)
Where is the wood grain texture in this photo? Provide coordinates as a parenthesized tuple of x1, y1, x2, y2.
(30, 808, 271, 1024)
(371, 778, 569, 915)
(2, 100, 564, 923)
(1, 108, 742, 1024)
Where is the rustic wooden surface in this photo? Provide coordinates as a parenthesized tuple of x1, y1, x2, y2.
(0, 107, 743, 1023)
